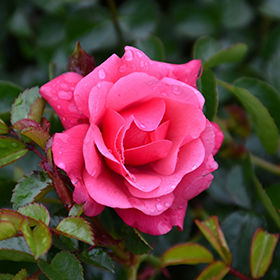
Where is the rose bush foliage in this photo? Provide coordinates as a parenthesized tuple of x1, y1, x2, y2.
(40, 46, 223, 235)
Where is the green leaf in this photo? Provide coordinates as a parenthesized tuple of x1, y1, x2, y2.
(38, 252, 84, 280)
(28, 96, 46, 124)
(12, 269, 27, 280)
(69, 203, 84, 217)
(193, 37, 248, 68)
(18, 203, 50, 226)
(266, 183, 280, 214)
(0, 209, 25, 231)
(0, 119, 9, 135)
(55, 217, 94, 245)
(0, 274, 14, 280)
(232, 86, 279, 154)
(11, 87, 40, 125)
(0, 221, 17, 241)
(78, 248, 115, 273)
(0, 180, 16, 209)
(120, 226, 152, 255)
(0, 237, 35, 262)
(195, 216, 232, 264)
(12, 171, 53, 210)
(0, 137, 28, 168)
(21, 219, 51, 260)
(196, 261, 230, 280)
(162, 243, 214, 266)
(234, 77, 280, 130)
(250, 229, 279, 279)
(52, 235, 78, 253)
(197, 67, 218, 121)
(134, 35, 165, 61)
(0, 81, 23, 122)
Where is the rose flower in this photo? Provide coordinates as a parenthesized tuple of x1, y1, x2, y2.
(40, 46, 224, 235)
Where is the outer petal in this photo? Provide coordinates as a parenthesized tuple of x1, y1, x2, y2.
(74, 54, 122, 118)
(52, 124, 104, 216)
(211, 122, 224, 155)
(39, 72, 88, 129)
(115, 203, 187, 235)
(120, 46, 202, 88)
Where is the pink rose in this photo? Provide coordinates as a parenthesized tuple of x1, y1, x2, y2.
(40, 46, 223, 235)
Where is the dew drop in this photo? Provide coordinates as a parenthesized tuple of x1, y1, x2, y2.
(161, 91, 167, 96)
(137, 51, 143, 58)
(150, 208, 155, 214)
(139, 123, 146, 129)
(152, 85, 158, 90)
(191, 165, 197, 171)
(58, 90, 72, 100)
(119, 65, 127, 73)
(171, 185, 176, 189)
(58, 162, 66, 169)
(57, 105, 61, 109)
(124, 50, 134, 61)
(11, 142, 17, 148)
(58, 151, 62, 155)
(140, 60, 145, 67)
(98, 69, 106, 79)
(164, 202, 170, 208)
(172, 85, 181, 95)
(157, 198, 161, 202)
(156, 203, 163, 211)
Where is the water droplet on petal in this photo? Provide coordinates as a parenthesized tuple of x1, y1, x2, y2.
(161, 91, 167, 96)
(164, 202, 170, 208)
(137, 51, 143, 58)
(58, 162, 66, 169)
(172, 85, 181, 95)
(139, 123, 146, 129)
(58, 90, 72, 100)
(58, 151, 62, 155)
(157, 198, 161, 202)
(98, 69, 106, 79)
(191, 165, 197, 171)
(57, 105, 61, 109)
(119, 65, 127, 73)
(152, 85, 158, 90)
(171, 185, 176, 189)
(124, 50, 134, 61)
(140, 60, 145, 67)
(150, 208, 155, 214)
(156, 203, 163, 211)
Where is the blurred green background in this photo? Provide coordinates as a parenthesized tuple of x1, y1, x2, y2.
(1, 0, 280, 279)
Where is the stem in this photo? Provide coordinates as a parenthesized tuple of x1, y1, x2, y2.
(27, 270, 42, 280)
(217, 79, 234, 92)
(106, 0, 124, 54)
(250, 154, 280, 176)
(28, 144, 46, 162)
(229, 268, 252, 280)
(126, 265, 138, 280)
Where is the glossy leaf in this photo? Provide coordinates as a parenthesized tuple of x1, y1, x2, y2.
(78, 248, 115, 273)
(12, 171, 53, 210)
(38, 252, 84, 280)
(18, 203, 50, 226)
(0, 209, 25, 231)
(52, 235, 78, 253)
(0, 137, 28, 168)
(197, 67, 218, 121)
(195, 216, 232, 264)
(162, 243, 214, 266)
(0, 119, 9, 134)
(0, 221, 17, 242)
(196, 261, 230, 280)
(11, 87, 40, 125)
(69, 203, 84, 217)
(234, 77, 280, 130)
(232, 86, 279, 154)
(250, 229, 279, 279)
(12, 269, 27, 280)
(0, 237, 35, 262)
(28, 96, 46, 124)
(55, 217, 94, 245)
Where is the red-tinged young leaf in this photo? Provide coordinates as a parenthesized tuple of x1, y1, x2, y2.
(12, 269, 27, 280)
(250, 228, 279, 279)
(18, 203, 50, 226)
(195, 217, 232, 264)
(162, 243, 214, 266)
(195, 261, 230, 280)
(55, 217, 94, 245)
(0, 209, 25, 231)
(28, 96, 46, 124)
(0, 119, 9, 134)
(232, 86, 279, 154)
(38, 251, 84, 280)
(12, 171, 53, 210)
(0, 137, 28, 168)
(67, 41, 95, 76)
(11, 87, 41, 125)
(0, 221, 17, 241)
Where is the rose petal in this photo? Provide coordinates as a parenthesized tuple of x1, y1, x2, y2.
(124, 139, 172, 166)
(83, 168, 174, 215)
(123, 122, 149, 149)
(148, 120, 170, 142)
(115, 203, 187, 235)
(151, 102, 206, 175)
(74, 54, 122, 118)
(200, 120, 216, 159)
(39, 72, 88, 129)
(120, 98, 166, 131)
(211, 122, 224, 155)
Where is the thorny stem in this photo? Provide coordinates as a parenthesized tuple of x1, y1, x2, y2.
(106, 0, 125, 54)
